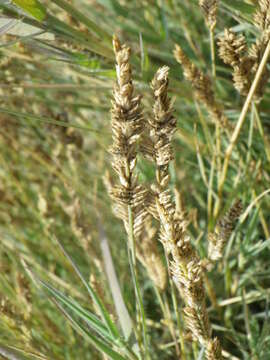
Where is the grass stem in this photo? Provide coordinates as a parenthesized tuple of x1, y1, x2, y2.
(127, 205, 150, 360)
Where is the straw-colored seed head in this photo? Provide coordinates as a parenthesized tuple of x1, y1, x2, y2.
(199, 0, 218, 30)
(254, 0, 270, 33)
(110, 36, 145, 196)
(174, 44, 231, 130)
(184, 304, 211, 344)
(218, 2, 270, 98)
(206, 338, 223, 360)
(146, 61, 223, 358)
(208, 200, 243, 261)
(218, 29, 247, 67)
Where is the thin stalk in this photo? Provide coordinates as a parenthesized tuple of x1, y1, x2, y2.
(207, 152, 216, 231)
(127, 205, 150, 360)
(153, 286, 180, 357)
(253, 103, 270, 161)
(195, 101, 213, 152)
(214, 39, 270, 218)
(244, 103, 255, 170)
(210, 28, 216, 80)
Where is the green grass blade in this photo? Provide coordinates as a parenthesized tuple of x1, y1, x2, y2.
(0, 108, 100, 132)
(38, 279, 113, 343)
(12, 0, 47, 21)
(54, 238, 121, 340)
(0, 343, 47, 360)
(53, 300, 127, 360)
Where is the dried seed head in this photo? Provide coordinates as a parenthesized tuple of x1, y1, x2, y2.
(199, 0, 218, 30)
(184, 304, 211, 345)
(174, 44, 231, 130)
(206, 337, 223, 360)
(218, 2, 270, 99)
(254, 0, 270, 34)
(110, 36, 144, 193)
(218, 29, 247, 67)
(146, 60, 223, 356)
(208, 200, 243, 261)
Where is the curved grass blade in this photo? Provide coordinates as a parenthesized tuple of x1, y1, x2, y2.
(13, 0, 47, 21)
(38, 279, 113, 343)
(54, 237, 120, 340)
(53, 300, 127, 360)
(0, 343, 47, 360)
(0, 108, 99, 133)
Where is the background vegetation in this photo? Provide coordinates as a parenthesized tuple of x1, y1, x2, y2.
(0, 0, 270, 359)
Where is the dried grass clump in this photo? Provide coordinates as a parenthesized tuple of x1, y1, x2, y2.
(218, 0, 270, 98)
(174, 45, 230, 130)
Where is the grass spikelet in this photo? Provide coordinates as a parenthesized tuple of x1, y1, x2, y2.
(174, 44, 231, 130)
(208, 200, 243, 261)
(218, 29, 253, 96)
(218, 1, 270, 98)
(111, 35, 144, 191)
(109, 35, 148, 237)
(218, 29, 248, 68)
(149, 66, 222, 359)
(254, 0, 270, 34)
(206, 338, 222, 360)
(199, 0, 218, 30)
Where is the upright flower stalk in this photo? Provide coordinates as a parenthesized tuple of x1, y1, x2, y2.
(147, 67, 222, 359)
(106, 35, 151, 357)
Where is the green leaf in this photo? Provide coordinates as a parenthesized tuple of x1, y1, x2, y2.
(12, 0, 46, 21)
(55, 238, 121, 341)
(39, 280, 114, 343)
(54, 300, 127, 360)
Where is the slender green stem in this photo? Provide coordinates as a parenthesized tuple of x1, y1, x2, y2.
(127, 205, 150, 360)
(253, 103, 270, 161)
(210, 28, 216, 81)
(154, 286, 180, 357)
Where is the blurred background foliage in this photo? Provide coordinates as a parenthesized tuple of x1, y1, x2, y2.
(0, 0, 270, 359)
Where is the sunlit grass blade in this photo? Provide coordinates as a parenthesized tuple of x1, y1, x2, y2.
(52, 299, 127, 360)
(0, 343, 47, 360)
(54, 237, 121, 340)
(98, 222, 134, 341)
